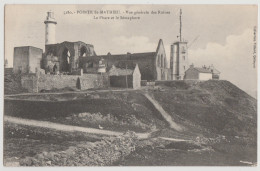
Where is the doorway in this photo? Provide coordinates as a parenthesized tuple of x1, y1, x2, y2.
(61, 48, 71, 72)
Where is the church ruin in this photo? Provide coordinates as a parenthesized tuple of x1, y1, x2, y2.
(12, 10, 220, 92)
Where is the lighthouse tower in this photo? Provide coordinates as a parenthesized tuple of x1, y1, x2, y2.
(44, 11, 57, 45)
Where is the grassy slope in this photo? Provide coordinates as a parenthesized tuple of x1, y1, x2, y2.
(5, 91, 167, 132)
(116, 139, 257, 166)
(151, 80, 257, 138)
(5, 80, 256, 137)
(116, 80, 257, 166)
(4, 80, 257, 166)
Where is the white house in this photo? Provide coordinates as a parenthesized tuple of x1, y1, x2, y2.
(184, 64, 213, 80)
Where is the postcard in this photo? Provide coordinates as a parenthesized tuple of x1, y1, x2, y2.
(3, 3, 258, 167)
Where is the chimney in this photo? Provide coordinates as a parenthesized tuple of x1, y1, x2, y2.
(126, 52, 131, 59)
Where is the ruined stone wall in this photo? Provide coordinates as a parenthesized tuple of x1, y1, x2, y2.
(21, 73, 109, 93)
(13, 47, 29, 74)
(21, 74, 38, 93)
(29, 47, 43, 73)
(13, 46, 42, 74)
(155, 40, 168, 81)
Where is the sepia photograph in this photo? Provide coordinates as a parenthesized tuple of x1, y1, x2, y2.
(2, 2, 258, 167)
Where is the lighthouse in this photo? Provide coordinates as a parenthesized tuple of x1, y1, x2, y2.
(44, 11, 57, 45)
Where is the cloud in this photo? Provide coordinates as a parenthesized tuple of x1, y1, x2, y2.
(189, 29, 257, 98)
(111, 36, 158, 54)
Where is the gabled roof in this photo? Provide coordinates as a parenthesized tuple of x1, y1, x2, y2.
(109, 65, 134, 76)
(130, 52, 156, 58)
(155, 39, 165, 54)
(193, 67, 212, 73)
(96, 52, 156, 59)
(210, 68, 221, 74)
(116, 60, 136, 70)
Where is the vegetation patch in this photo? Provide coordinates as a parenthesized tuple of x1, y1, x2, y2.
(4, 122, 139, 166)
(163, 141, 202, 151)
(62, 112, 156, 132)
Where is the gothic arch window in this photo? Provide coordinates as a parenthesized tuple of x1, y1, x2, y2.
(161, 54, 164, 68)
(80, 46, 87, 57)
(61, 47, 71, 72)
(157, 55, 160, 67)
(87, 62, 93, 68)
(182, 46, 186, 53)
(67, 51, 71, 64)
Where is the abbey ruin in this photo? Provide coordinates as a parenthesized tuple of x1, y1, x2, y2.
(12, 11, 220, 93)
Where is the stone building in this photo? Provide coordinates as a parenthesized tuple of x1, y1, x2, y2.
(169, 10, 189, 80)
(13, 46, 43, 74)
(108, 63, 141, 89)
(184, 64, 213, 80)
(43, 41, 96, 74)
(170, 41, 189, 80)
(12, 10, 222, 93)
(13, 11, 170, 82)
(80, 39, 169, 81)
(208, 64, 221, 79)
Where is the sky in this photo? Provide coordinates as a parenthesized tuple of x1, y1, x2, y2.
(4, 4, 258, 98)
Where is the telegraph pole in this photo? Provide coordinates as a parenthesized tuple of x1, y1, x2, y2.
(179, 9, 182, 42)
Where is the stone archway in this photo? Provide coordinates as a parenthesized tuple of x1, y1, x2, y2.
(80, 46, 87, 57)
(60, 47, 71, 72)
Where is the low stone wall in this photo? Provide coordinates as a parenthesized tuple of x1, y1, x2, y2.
(21, 73, 109, 93)
(21, 74, 38, 93)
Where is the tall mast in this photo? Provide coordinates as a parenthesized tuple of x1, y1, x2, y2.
(179, 9, 182, 42)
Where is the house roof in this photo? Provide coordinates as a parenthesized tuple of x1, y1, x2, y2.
(210, 68, 221, 74)
(155, 39, 165, 54)
(96, 52, 156, 59)
(130, 52, 156, 58)
(116, 60, 136, 70)
(109, 65, 134, 76)
(194, 67, 212, 73)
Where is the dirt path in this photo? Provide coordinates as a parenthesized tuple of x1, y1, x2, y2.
(158, 137, 192, 142)
(4, 116, 150, 139)
(143, 93, 184, 132)
(4, 88, 137, 97)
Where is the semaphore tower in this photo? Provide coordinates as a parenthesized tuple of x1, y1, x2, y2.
(170, 9, 189, 80)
